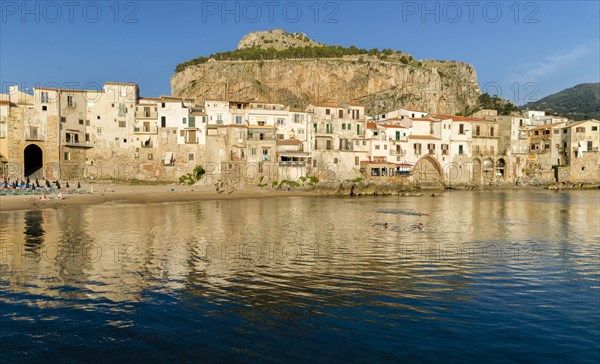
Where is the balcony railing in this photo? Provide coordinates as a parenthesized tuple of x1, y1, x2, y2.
(134, 126, 158, 134)
(63, 141, 93, 148)
(279, 161, 307, 167)
(390, 149, 405, 156)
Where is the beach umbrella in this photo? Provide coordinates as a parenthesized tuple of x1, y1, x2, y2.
(77, 182, 81, 189)
(32, 184, 36, 190)
(3, 180, 7, 188)
(46, 179, 51, 188)
(26, 177, 30, 184)
(66, 181, 70, 188)
(56, 181, 61, 189)
(36, 179, 40, 188)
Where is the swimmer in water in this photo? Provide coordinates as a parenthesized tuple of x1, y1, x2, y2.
(384, 223, 388, 229)
(418, 212, 429, 216)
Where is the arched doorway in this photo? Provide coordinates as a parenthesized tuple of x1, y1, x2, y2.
(496, 158, 506, 179)
(483, 158, 494, 183)
(24, 144, 43, 178)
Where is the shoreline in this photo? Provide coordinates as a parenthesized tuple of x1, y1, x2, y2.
(0, 183, 318, 213)
(1, 182, 598, 213)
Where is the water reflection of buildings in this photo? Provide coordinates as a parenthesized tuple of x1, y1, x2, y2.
(0, 192, 598, 309)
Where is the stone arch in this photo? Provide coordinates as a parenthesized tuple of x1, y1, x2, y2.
(496, 158, 506, 180)
(413, 155, 444, 184)
(24, 144, 44, 178)
(482, 158, 494, 183)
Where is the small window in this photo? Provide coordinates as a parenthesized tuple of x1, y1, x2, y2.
(355, 157, 359, 165)
(86, 120, 90, 126)
(123, 139, 127, 143)
(97, 115, 100, 120)
(553, 130, 559, 134)
(42, 105, 47, 111)
(183, 118, 186, 124)
(592, 126, 598, 131)
(148, 153, 153, 160)
(119, 121, 126, 128)
(325, 109, 330, 115)
(188, 153, 194, 161)
(576, 127, 585, 133)
(64, 152, 70, 160)
(60, 117, 66, 123)
(96, 128, 102, 135)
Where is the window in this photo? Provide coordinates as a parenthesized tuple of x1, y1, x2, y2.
(563, 129, 568, 134)
(180, 130, 185, 137)
(587, 141, 593, 151)
(414, 143, 422, 155)
(64, 152, 70, 160)
(326, 124, 332, 133)
(325, 109, 330, 115)
(384, 145, 388, 150)
(96, 128, 102, 135)
(78, 119, 83, 125)
(61, 117, 66, 123)
(97, 115, 100, 120)
(236, 116, 243, 125)
(85, 133, 90, 142)
(41, 91, 49, 103)
(183, 118, 187, 124)
(592, 126, 598, 131)
(251, 148, 256, 156)
(189, 153, 194, 161)
(326, 140, 332, 150)
(430, 123, 434, 135)
(161, 116, 166, 127)
(216, 115, 223, 124)
(459, 124, 464, 134)
(355, 157, 359, 165)
(29, 126, 39, 140)
(119, 121, 126, 128)
(161, 103, 166, 108)
(334, 158, 338, 164)
(294, 114, 301, 123)
(576, 127, 585, 133)
(395, 131, 401, 140)
(458, 145, 464, 155)
(86, 120, 90, 126)
(474, 145, 480, 155)
(42, 105, 47, 111)
(338, 110, 343, 118)
(475, 126, 480, 136)
(67, 96, 74, 107)
(298, 128, 305, 135)
(148, 153, 153, 160)
(441, 144, 449, 155)
(123, 139, 127, 143)
(277, 134, 284, 140)
(553, 130, 559, 134)
(375, 145, 380, 150)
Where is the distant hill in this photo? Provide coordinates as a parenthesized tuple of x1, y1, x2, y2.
(521, 83, 600, 121)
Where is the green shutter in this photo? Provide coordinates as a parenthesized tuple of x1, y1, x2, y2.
(189, 117, 195, 128)
(396, 131, 400, 140)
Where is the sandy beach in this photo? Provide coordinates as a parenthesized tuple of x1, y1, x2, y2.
(0, 183, 318, 212)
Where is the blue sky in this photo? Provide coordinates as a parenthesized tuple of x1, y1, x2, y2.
(1, 1, 598, 105)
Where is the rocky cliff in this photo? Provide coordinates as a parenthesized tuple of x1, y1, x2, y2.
(171, 30, 481, 115)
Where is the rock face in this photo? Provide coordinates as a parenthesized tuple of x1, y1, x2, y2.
(238, 29, 322, 51)
(171, 31, 481, 115)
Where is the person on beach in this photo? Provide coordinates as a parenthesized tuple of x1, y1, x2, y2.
(384, 223, 388, 229)
(40, 193, 48, 201)
(418, 212, 429, 216)
(418, 223, 424, 230)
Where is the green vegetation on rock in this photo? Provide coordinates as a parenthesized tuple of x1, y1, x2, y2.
(521, 83, 600, 121)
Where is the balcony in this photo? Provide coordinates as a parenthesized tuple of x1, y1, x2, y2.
(390, 149, 405, 156)
(134, 126, 158, 134)
(63, 141, 93, 148)
(279, 161, 307, 167)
